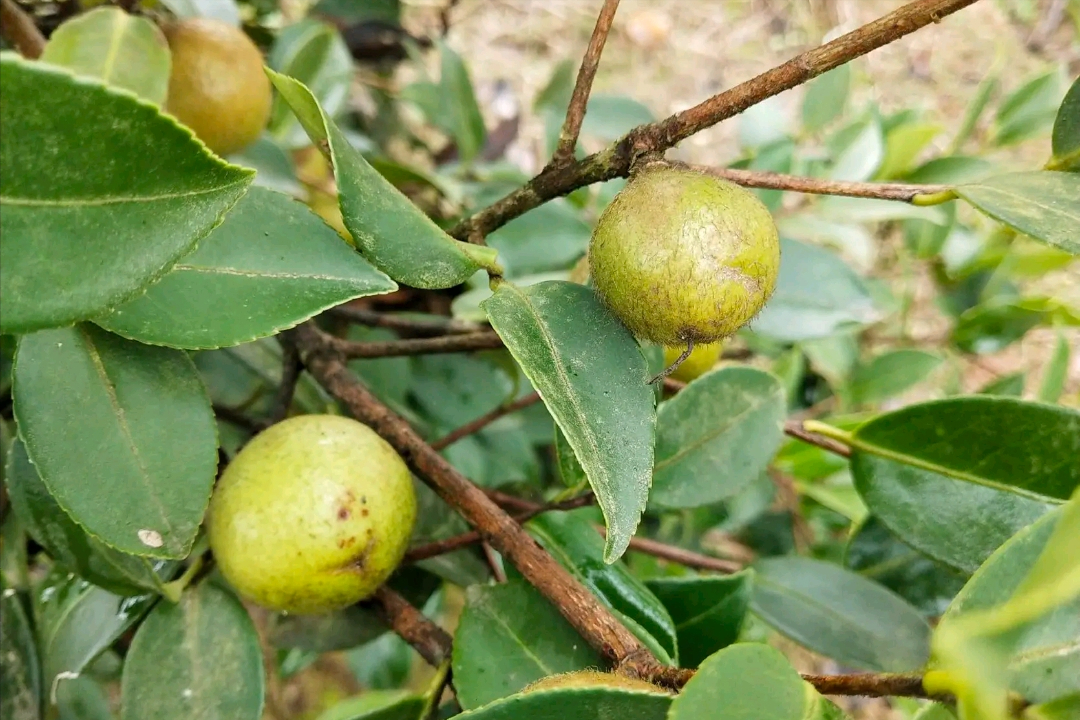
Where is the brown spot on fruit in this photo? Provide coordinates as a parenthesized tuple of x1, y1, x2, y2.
(361, 508, 369, 517)
(337, 507, 350, 520)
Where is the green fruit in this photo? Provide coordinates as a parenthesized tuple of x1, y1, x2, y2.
(588, 165, 780, 347)
(206, 414, 417, 615)
(522, 670, 671, 695)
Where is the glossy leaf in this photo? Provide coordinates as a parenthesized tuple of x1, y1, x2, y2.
(526, 510, 678, 664)
(0, 54, 253, 334)
(849, 397, 1080, 501)
(956, 171, 1079, 255)
(120, 581, 264, 720)
(651, 367, 786, 509)
(481, 280, 656, 562)
(668, 643, 806, 720)
(265, 69, 499, 288)
(268, 19, 353, 148)
(315, 690, 424, 720)
(750, 556, 931, 672)
(12, 325, 219, 558)
(1050, 76, 1080, 171)
(438, 41, 486, 163)
(645, 571, 753, 668)
(1, 588, 41, 720)
(96, 187, 396, 349)
(453, 685, 672, 720)
(750, 238, 879, 342)
(40, 7, 169, 105)
(849, 349, 942, 405)
(32, 568, 154, 696)
(5, 437, 176, 595)
(802, 64, 850, 133)
(451, 579, 604, 710)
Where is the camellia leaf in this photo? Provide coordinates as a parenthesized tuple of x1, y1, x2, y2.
(12, 325, 219, 559)
(480, 280, 656, 562)
(437, 41, 486, 163)
(1049, 76, 1080, 171)
(265, 68, 500, 288)
(120, 580, 265, 720)
(95, 186, 396, 349)
(750, 556, 931, 672)
(802, 64, 850, 133)
(848, 349, 942, 406)
(650, 367, 786, 509)
(645, 571, 753, 668)
(0, 586, 41, 720)
(451, 579, 604, 710)
(40, 6, 171, 105)
(314, 689, 425, 720)
(955, 171, 1080, 255)
(0, 53, 253, 335)
(453, 685, 672, 720)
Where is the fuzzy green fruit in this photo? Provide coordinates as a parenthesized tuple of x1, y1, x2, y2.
(206, 414, 417, 615)
(588, 165, 780, 347)
(522, 670, 672, 695)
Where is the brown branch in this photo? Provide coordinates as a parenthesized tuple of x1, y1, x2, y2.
(551, 0, 622, 165)
(598, 527, 748, 574)
(266, 338, 301, 426)
(644, 666, 943, 699)
(1, 0, 45, 58)
(325, 306, 484, 337)
(371, 586, 453, 666)
(323, 331, 505, 359)
(783, 419, 852, 458)
(683, 163, 950, 203)
(431, 391, 542, 451)
(451, 0, 981, 241)
(481, 541, 507, 582)
(291, 322, 649, 665)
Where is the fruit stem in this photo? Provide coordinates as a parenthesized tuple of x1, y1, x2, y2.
(801, 420, 854, 444)
(910, 189, 958, 206)
(648, 339, 694, 385)
(160, 553, 206, 603)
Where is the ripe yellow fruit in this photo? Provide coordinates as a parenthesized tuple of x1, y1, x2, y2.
(588, 165, 780, 347)
(162, 18, 272, 156)
(663, 341, 723, 382)
(206, 414, 417, 615)
(522, 670, 672, 695)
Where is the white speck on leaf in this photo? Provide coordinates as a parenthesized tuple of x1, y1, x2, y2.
(138, 529, 163, 547)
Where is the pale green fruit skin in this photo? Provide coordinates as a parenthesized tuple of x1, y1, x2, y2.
(588, 165, 780, 346)
(207, 414, 417, 615)
(522, 670, 672, 695)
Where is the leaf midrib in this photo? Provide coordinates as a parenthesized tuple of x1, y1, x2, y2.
(0, 178, 249, 207)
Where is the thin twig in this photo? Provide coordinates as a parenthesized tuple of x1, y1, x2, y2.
(213, 404, 262, 434)
(1, 0, 45, 58)
(683, 163, 951, 203)
(783, 419, 852, 458)
(597, 527, 748, 574)
(324, 331, 505, 359)
(431, 392, 542, 451)
(644, 666, 943, 699)
(551, 0, 622, 165)
(325, 306, 484, 336)
(266, 338, 301, 426)
(451, 0, 981, 242)
(371, 586, 453, 666)
(481, 542, 507, 582)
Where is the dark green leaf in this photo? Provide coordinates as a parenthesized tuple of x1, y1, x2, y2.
(802, 64, 850, 133)
(956, 171, 1079, 255)
(750, 556, 931, 671)
(265, 69, 499, 288)
(451, 579, 604, 710)
(526, 510, 678, 664)
(904, 156, 995, 185)
(1, 588, 42, 720)
(750, 239, 879, 342)
(55, 676, 115, 720)
(345, 632, 414, 692)
(12, 325, 218, 558)
(849, 350, 942, 405)
(453, 685, 672, 720)
(978, 372, 1026, 397)
(486, 200, 590, 277)
(120, 581, 264, 720)
(95, 187, 396, 349)
(1050, 76, 1080, 171)
(40, 6, 170, 105)
(0, 53, 253, 335)
(668, 643, 806, 720)
(311, 0, 398, 24)
(438, 42, 486, 163)
(481, 280, 656, 562)
(1037, 331, 1070, 404)
(644, 571, 753, 668)
(408, 480, 491, 588)
(993, 71, 1065, 147)
(849, 397, 1080, 501)
(953, 299, 1046, 355)
(315, 690, 424, 720)
(229, 136, 304, 197)
(650, 367, 786, 509)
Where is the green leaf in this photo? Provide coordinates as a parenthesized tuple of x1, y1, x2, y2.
(993, 70, 1065, 147)
(848, 397, 1080, 501)
(526, 510, 678, 664)
(580, 95, 655, 141)
(486, 199, 590, 278)
(12, 325, 218, 558)
(0, 53, 253, 335)
(453, 685, 672, 720)
(950, 70, 998, 152)
(830, 118, 884, 182)
(750, 556, 931, 672)
(1050, 76, 1080, 171)
(668, 643, 806, 720)
(644, 571, 753, 668)
(979, 372, 1026, 397)
(315, 690, 424, 720)
(905, 156, 995, 185)
(451, 579, 604, 710)
(311, 0, 398, 24)
(5, 437, 177, 595)
(120, 581, 264, 720)
(268, 19, 353, 149)
(849, 349, 942, 405)
(1, 588, 42, 720)
(877, 123, 942, 180)
(95, 187, 396, 349)
(1037, 331, 1070, 404)
(533, 59, 575, 117)
(750, 239, 879, 342)
(55, 676, 115, 720)
(265, 68, 499, 288)
(845, 516, 968, 618)
(32, 568, 154, 698)
(228, 137, 304, 197)
(650, 367, 786, 509)
(952, 298, 1046, 354)
(438, 41, 486, 163)
(555, 424, 586, 487)
(802, 64, 850, 133)
(1026, 695, 1080, 720)
(40, 7, 170, 105)
(481, 280, 655, 562)
(955, 171, 1080, 255)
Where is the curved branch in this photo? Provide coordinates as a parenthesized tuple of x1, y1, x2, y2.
(431, 392, 542, 451)
(1, 0, 45, 58)
(324, 331, 505, 359)
(683, 163, 951, 203)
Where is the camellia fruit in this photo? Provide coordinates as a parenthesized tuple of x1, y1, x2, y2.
(206, 414, 417, 615)
(522, 670, 672, 695)
(588, 164, 780, 352)
(663, 340, 723, 382)
(162, 18, 272, 156)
